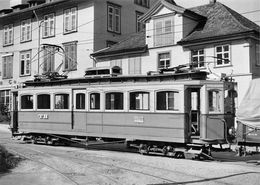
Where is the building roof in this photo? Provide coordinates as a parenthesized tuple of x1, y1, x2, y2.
(91, 32, 147, 58)
(92, 2, 260, 58)
(179, 2, 260, 44)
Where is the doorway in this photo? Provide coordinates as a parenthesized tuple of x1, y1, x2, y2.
(186, 88, 201, 137)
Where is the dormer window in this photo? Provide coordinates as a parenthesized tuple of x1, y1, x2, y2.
(154, 17, 174, 47)
(134, 0, 149, 8)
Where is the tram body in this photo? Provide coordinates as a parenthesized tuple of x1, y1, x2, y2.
(10, 71, 236, 147)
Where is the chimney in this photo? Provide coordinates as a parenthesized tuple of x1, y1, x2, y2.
(209, 0, 216, 4)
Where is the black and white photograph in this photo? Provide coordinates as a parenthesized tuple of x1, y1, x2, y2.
(0, 0, 260, 184)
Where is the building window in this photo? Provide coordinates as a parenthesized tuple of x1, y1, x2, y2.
(106, 40, 117, 47)
(42, 46, 55, 73)
(21, 19, 31, 42)
(90, 93, 100, 110)
(0, 90, 11, 111)
(158, 52, 170, 69)
(136, 11, 145, 32)
(129, 57, 141, 75)
(134, 0, 149, 8)
(154, 17, 174, 47)
(76, 93, 85, 110)
(43, 13, 55, 38)
(130, 92, 149, 110)
(157, 91, 179, 111)
(209, 90, 221, 112)
(55, 94, 69, 109)
(20, 50, 31, 76)
(37, 94, 50, 109)
(64, 7, 77, 34)
(191, 49, 205, 68)
(21, 95, 33, 109)
(3, 24, 13, 46)
(256, 43, 260, 66)
(107, 3, 121, 34)
(2, 55, 13, 79)
(63, 42, 77, 71)
(215, 45, 231, 66)
(105, 92, 123, 110)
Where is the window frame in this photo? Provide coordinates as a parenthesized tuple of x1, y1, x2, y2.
(191, 49, 205, 68)
(37, 94, 51, 110)
(89, 92, 101, 110)
(63, 7, 78, 34)
(105, 92, 124, 110)
(156, 91, 180, 111)
(2, 55, 13, 79)
(42, 46, 55, 73)
(75, 93, 85, 110)
(3, 24, 14, 46)
(21, 94, 34, 110)
(136, 11, 145, 33)
(20, 19, 32, 43)
(154, 16, 174, 47)
(0, 90, 11, 111)
(63, 41, 77, 71)
(20, 50, 31, 77)
(107, 3, 121, 34)
(129, 91, 150, 111)
(134, 0, 150, 8)
(54, 93, 70, 110)
(215, 44, 231, 67)
(128, 56, 141, 75)
(158, 52, 171, 69)
(42, 13, 55, 38)
(208, 89, 222, 113)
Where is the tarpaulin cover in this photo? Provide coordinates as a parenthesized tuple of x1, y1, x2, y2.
(237, 78, 260, 128)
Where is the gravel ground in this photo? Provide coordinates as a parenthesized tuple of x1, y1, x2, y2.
(0, 124, 260, 185)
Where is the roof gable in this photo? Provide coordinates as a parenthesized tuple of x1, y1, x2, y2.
(179, 2, 260, 44)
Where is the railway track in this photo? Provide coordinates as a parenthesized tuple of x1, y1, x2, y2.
(3, 141, 237, 185)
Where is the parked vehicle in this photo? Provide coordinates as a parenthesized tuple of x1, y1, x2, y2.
(10, 69, 237, 159)
(236, 78, 260, 155)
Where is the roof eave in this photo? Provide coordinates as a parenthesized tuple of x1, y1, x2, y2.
(178, 31, 260, 46)
(91, 46, 148, 59)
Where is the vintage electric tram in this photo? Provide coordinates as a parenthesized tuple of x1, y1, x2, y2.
(10, 67, 237, 158)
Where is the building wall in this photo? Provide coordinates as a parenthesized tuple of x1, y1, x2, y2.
(96, 39, 254, 104)
(93, 0, 157, 51)
(0, 0, 95, 85)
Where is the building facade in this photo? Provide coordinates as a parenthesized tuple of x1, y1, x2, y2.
(0, 0, 156, 110)
(91, 0, 260, 105)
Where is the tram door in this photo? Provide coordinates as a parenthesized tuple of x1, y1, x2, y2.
(186, 88, 201, 137)
(72, 89, 87, 132)
(11, 92, 18, 133)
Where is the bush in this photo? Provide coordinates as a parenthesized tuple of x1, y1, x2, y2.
(0, 145, 21, 173)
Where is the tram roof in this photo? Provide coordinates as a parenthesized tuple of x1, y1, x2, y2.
(23, 71, 210, 87)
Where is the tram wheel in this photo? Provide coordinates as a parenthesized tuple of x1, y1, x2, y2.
(139, 144, 150, 155)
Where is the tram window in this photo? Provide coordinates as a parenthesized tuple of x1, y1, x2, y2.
(21, 95, 33, 109)
(76, 93, 85, 109)
(130, 92, 149, 110)
(55, 94, 69, 109)
(90, 93, 100, 110)
(157, 91, 179, 110)
(105, 92, 123, 110)
(37, 94, 50, 109)
(209, 90, 221, 112)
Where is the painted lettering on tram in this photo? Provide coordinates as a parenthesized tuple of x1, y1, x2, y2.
(38, 114, 49, 119)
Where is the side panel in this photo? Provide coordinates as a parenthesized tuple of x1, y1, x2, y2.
(86, 112, 186, 143)
(201, 114, 225, 140)
(18, 111, 73, 134)
(237, 121, 260, 145)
